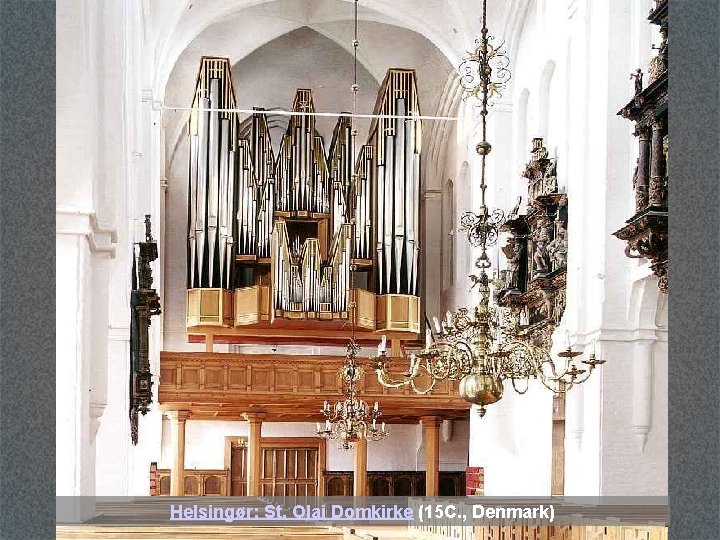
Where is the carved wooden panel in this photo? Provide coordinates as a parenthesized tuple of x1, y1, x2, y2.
(323, 471, 465, 497)
(160, 352, 469, 422)
(151, 468, 230, 496)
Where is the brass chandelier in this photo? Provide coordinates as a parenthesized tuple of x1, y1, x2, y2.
(371, 0, 604, 417)
(317, 304, 388, 449)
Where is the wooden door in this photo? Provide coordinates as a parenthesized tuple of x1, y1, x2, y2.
(229, 437, 325, 497)
(230, 441, 248, 496)
(261, 445, 319, 496)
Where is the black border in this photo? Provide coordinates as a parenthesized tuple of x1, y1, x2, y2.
(670, 0, 720, 538)
(0, 1, 56, 538)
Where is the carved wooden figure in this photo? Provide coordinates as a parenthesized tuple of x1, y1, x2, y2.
(497, 138, 568, 349)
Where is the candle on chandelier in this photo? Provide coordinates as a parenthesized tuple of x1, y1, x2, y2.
(425, 327, 433, 348)
(316, 422, 321, 432)
(432, 316, 442, 334)
(373, 401, 379, 412)
(378, 335, 387, 354)
(325, 420, 331, 430)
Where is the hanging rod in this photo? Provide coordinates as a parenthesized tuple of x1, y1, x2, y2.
(162, 105, 460, 121)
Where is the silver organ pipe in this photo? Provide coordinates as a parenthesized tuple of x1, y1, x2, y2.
(206, 78, 219, 286)
(193, 95, 209, 288)
(329, 117, 353, 238)
(217, 118, 229, 285)
(226, 143, 236, 286)
(383, 129, 393, 293)
(188, 127, 198, 287)
(352, 145, 374, 260)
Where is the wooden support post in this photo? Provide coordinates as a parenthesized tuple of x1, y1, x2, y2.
(551, 387, 566, 496)
(353, 436, 368, 496)
(421, 416, 441, 496)
(205, 333, 215, 353)
(167, 411, 191, 496)
(244, 413, 265, 496)
(390, 339, 402, 358)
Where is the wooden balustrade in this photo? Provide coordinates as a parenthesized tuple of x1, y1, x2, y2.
(150, 466, 230, 496)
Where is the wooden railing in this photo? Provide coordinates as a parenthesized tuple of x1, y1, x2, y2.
(324, 471, 466, 496)
(150, 463, 230, 496)
(159, 351, 470, 422)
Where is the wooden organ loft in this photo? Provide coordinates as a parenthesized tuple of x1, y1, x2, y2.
(185, 57, 422, 349)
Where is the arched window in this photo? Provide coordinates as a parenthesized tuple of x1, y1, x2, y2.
(538, 61, 556, 140)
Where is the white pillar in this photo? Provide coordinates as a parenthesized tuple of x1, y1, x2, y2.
(56, 214, 116, 517)
(632, 339, 655, 453)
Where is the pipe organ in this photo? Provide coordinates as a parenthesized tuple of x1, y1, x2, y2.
(186, 57, 422, 339)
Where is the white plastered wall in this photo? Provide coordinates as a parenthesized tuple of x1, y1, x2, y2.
(158, 420, 468, 473)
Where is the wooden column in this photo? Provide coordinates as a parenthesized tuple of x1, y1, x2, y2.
(635, 128, 651, 211)
(421, 416, 441, 496)
(353, 436, 368, 496)
(244, 413, 265, 496)
(551, 389, 566, 496)
(649, 119, 666, 206)
(167, 411, 191, 496)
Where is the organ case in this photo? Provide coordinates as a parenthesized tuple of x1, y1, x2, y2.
(185, 57, 422, 339)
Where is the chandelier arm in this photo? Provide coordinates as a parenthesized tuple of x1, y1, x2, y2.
(567, 365, 595, 385)
(537, 371, 569, 394)
(510, 376, 530, 395)
(409, 375, 439, 395)
(374, 367, 414, 389)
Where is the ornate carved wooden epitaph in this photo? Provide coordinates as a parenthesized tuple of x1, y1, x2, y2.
(497, 138, 567, 348)
(614, 0, 668, 292)
(130, 215, 162, 444)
